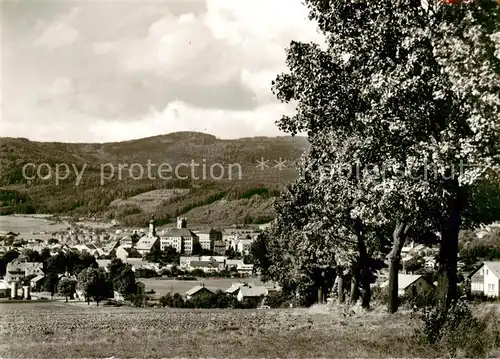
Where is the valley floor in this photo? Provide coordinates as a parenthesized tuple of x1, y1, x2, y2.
(0, 302, 498, 358)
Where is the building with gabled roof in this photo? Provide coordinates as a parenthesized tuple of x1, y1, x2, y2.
(185, 285, 213, 300)
(135, 236, 160, 255)
(469, 261, 500, 297)
(103, 240, 121, 254)
(225, 282, 247, 295)
(237, 286, 268, 302)
(380, 274, 435, 298)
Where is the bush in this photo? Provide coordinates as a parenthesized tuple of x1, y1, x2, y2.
(235, 297, 261, 309)
(160, 269, 172, 277)
(215, 292, 238, 308)
(188, 293, 213, 309)
(190, 269, 205, 277)
(128, 294, 146, 307)
(103, 299, 122, 307)
(186, 291, 238, 309)
(265, 291, 292, 308)
(159, 293, 185, 308)
(414, 300, 494, 358)
(402, 288, 437, 310)
(470, 292, 500, 303)
(371, 286, 389, 306)
(134, 268, 158, 278)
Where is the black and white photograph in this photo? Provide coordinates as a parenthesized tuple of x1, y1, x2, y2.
(0, 0, 499, 357)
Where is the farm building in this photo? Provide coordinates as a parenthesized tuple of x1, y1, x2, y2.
(225, 282, 247, 295)
(381, 274, 435, 297)
(237, 286, 268, 302)
(469, 261, 500, 297)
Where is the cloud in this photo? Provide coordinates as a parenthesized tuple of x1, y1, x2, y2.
(33, 7, 81, 50)
(2, 0, 325, 142)
(87, 100, 295, 142)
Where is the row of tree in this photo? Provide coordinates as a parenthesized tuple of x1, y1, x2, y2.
(251, 0, 500, 315)
(63, 259, 139, 305)
(158, 291, 262, 309)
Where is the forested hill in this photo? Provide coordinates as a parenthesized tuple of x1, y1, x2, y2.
(0, 132, 309, 227)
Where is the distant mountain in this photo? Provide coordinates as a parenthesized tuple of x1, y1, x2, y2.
(0, 132, 309, 227)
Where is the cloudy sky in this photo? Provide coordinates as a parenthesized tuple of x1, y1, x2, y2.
(1, 0, 325, 143)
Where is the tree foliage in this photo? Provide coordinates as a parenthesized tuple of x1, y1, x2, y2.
(57, 278, 77, 302)
(77, 267, 111, 306)
(264, 0, 499, 311)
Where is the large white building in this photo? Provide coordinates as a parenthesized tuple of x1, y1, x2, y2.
(160, 217, 199, 254)
(195, 232, 212, 251)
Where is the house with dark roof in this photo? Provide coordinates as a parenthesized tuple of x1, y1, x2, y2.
(469, 261, 500, 297)
(185, 285, 214, 300)
(380, 274, 435, 297)
(160, 217, 199, 254)
(103, 240, 121, 254)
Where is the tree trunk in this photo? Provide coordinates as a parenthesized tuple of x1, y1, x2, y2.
(65, 296, 68, 303)
(317, 287, 323, 304)
(437, 208, 461, 310)
(355, 219, 371, 309)
(437, 183, 465, 312)
(388, 222, 410, 314)
(349, 266, 358, 305)
(337, 271, 344, 305)
(360, 266, 371, 309)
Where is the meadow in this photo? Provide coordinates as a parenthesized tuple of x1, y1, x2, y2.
(139, 277, 273, 297)
(0, 301, 431, 358)
(0, 215, 67, 234)
(0, 214, 114, 235)
(1, 301, 498, 358)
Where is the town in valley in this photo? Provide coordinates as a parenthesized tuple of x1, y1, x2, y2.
(2, 0, 500, 357)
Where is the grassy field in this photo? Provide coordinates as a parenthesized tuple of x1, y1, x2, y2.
(110, 189, 190, 212)
(139, 277, 273, 297)
(0, 215, 68, 234)
(0, 301, 446, 358)
(1, 301, 499, 358)
(0, 215, 114, 234)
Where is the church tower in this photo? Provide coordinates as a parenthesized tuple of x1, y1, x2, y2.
(149, 216, 156, 237)
(176, 217, 187, 229)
